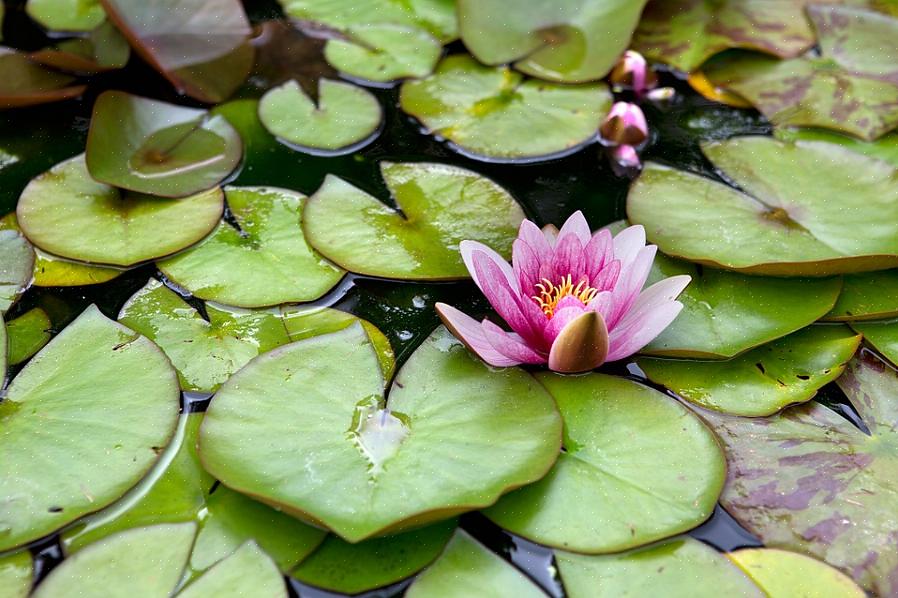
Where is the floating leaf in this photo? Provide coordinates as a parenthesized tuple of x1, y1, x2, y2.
(458, 0, 648, 83)
(26, 0, 105, 32)
(0, 229, 34, 313)
(17, 155, 223, 267)
(248, 20, 336, 91)
(640, 325, 861, 417)
(400, 55, 611, 161)
(200, 325, 561, 543)
(827, 271, 898, 321)
(30, 22, 130, 74)
(484, 373, 724, 553)
(178, 541, 286, 598)
(628, 137, 898, 275)
(727, 548, 866, 597)
(1, 314, 6, 382)
(304, 161, 524, 280)
(849, 319, 898, 366)
(323, 25, 441, 82)
(406, 530, 546, 598)
(0, 48, 86, 110)
(0, 551, 32, 598)
(0, 306, 180, 551)
(775, 126, 898, 167)
(6, 307, 51, 366)
(258, 79, 382, 153)
(158, 186, 344, 307)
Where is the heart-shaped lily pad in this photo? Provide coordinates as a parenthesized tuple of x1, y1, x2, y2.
(639, 325, 862, 417)
(323, 25, 441, 82)
(178, 541, 286, 598)
(17, 155, 223, 267)
(0, 551, 32, 598)
(0, 229, 34, 313)
(458, 0, 648, 83)
(157, 186, 345, 307)
(727, 548, 866, 597)
(30, 21, 130, 74)
(200, 325, 561, 543)
(405, 530, 546, 598)
(628, 137, 898, 276)
(26, 0, 105, 32)
(0, 48, 86, 108)
(86, 91, 242, 198)
(483, 373, 724, 554)
(6, 307, 51, 366)
(698, 352, 898, 596)
(399, 55, 611, 161)
(826, 271, 898, 321)
(258, 79, 382, 153)
(0, 305, 180, 551)
(304, 161, 524, 279)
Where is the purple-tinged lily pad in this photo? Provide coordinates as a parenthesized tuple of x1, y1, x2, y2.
(0, 47, 86, 109)
(30, 21, 130, 74)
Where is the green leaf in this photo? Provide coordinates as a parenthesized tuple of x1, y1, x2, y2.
(0, 551, 32, 598)
(775, 126, 898, 167)
(0, 47, 86, 109)
(483, 373, 724, 553)
(157, 186, 345, 307)
(258, 79, 382, 153)
(0, 229, 34, 313)
(849, 319, 898, 366)
(6, 307, 51, 365)
(26, 0, 105, 32)
(324, 25, 442, 82)
(199, 325, 561, 543)
(304, 161, 524, 280)
(30, 21, 129, 74)
(0, 306, 180, 551)
(827, 271, 898, 321)
(177, 541, 286, 598)
(400, 55, 612, 161)
(727, 548, 866, 598)
(639, 325, 862, 417)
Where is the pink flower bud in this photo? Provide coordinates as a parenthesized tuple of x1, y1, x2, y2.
(609, 50, 658, 95)
(611, 144, 641, 169)
(600, 102, 648, 147)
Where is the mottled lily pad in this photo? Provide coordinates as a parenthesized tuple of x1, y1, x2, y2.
(0, 551, 32, 598)
(0, 229, 34, 313)
(727, 548, 866, 597)
(699, 352, 898, 595)
(158, 186, 344, 307)
(26, 0, 105, 32)
(827, 271, 898, 321)
(628, 137, 898, 275)
(6, 307, 51, 366)
(406, 530, 546, 598)
(483, 373, 724, 553)
(399, 55, 611, 161)
(30, 22, 130, 74)
(640, 325, 862, 417)
(458, 0, 648, 82)
(258, 79, 382, 153)
(324, 25, 441, 82)
(200, 325, 561, 543)
(178, 541, 287, 598)
(0, 47, 86, 108)
(304, 161, 524, 279)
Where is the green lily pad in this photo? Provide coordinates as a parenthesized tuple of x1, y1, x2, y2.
(292, 521, 456, 594)
(304, 161, 524, 280)
(639, 325, 862, 417)
(826, 271, 898, 321)
(0, 305, 180, 551)
(1, 314, 6, 382)
(0, 551, 32, 598)
(17, 155, 223, 267)
(483, 373, 724, 554)
(458, 0, 648, 83)
(30, 21, 129, 74)
(86, 91, 242, 198)
(6, 307, 51, 366)
(0, 229, 34, 313)
(26, 0, 105, 32)
(849, 319, 898, 366)
(399, 55, 612, 161)
(33, 523, 196, 598)
(556, 537, 762, 598)
(178, 541, 286, 598)
(0, 47, 87, 109)
(157, 186, 344, 307)
(775, 126, 898, 167)
(200, 325, 561, 543)
(698, 352, 898, 596)
(628, 137, 898, 276)
(324, 25, 441, 82)
(727, 548, 866, 598)
(405, 530, 546, 598)
(258, 79, 382, 153)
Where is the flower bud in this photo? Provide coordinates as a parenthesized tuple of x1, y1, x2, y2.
(645, 86, 676, 103)
(600, 102, 648, 147)
(609, 50, 658, 95)
(610, 144, 641, 170)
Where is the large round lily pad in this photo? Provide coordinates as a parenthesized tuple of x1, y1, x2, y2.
(199, 325, 562, 543)
(6, 307, 51, 366)
(826, 271, 898, 321)
(0, 551, 32, 598)
(304, 161, 524, 280)
(0, 305, 180, 551)
(399, 55, 611, 161)
(17, 155, 223, 267)
(178, 541, 286, 598)
(727, 548, 866, 598)
(483, 373, 724, 554)
(157, 186, 345, 307)
(628, 137, 898, 276)
(639, 325, 862, 417)
(0, 229, 34, 313)
(323, 25, 441, 82)
(86, 91, 242, 198)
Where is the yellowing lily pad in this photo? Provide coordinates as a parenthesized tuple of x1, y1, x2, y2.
(399, 55, 611, 161)
(304, 161, 524, 280)
(157, 186, 345, 307)
(727, 548, 866, 598)
(0, 229, 34, 313)
(483, 373, 724, 553)
(324, 25, 441, 82)
(26, 0, 105, 32)
(177, 541, 287, 598)
(0, 551, 32, 598)
(6, 307, 51, 365)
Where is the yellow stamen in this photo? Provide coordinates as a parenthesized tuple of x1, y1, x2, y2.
(532, 275, 599, 318)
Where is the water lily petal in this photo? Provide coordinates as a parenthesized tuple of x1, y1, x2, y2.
(548, 311, 609, 373)
(517, 219, 553, 263)
(460, 240, 520, 294)
(607, 245, 657, 329)
(436, 303, 522, 367)
(545, 297, 589, 341)
(552, 233, 586, 282)
(556, 210, 591, 246)
(482, 319, 547, 364)
(607, 301, 683, 362)
(584, 228, 614, 283)
(612, 224, 647, 269)
(512, 238, 544, 296)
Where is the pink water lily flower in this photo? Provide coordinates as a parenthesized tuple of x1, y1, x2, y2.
(436, 212, 691, 373)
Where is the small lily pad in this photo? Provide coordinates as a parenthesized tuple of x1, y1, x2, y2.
(727, 548, 866, 598)
(0, 551, 32, 598)
(30, 21, 130, 74)
(304, 161, 524, 280)
(0, 47, 86, 108)
(639, 325, 862, 417)
(157, 186, 345, 307)
(26, 0, 105, 32)
(826, 271, 898, 321)
(0, 229, 34, 313)
(324, 24, 441, 82)
(399, 55, 611, 161)
(483, 373, 724, 553)
(200, 325, 561, 543)
(258, 79, 382, 153)
(178, 541, 287, 598)
(6, 307, 51, 366)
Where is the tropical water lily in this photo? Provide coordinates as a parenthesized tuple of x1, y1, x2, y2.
(436, 212, 690, 373)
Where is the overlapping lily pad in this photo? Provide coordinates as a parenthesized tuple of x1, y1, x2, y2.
(323, 25, 442, 83)
(483, 373, 724, 553)
(699, 352, 898, 595)
(640, 325, 862, 417)
(0, 551, 32, 598)
(826, 271, 898, 320)
(458, 0, 648, 82)
(200, 325, 562, 542)
(775, 126, 898, 166)
(158, 186, 345, 307)
(0, 48, 87, 108)
(6, 307, 51, 365)
(258, 79, 382, 153)
(0, 305, 180, 551)
(849, 319, 898, 366)
(628, 137, 898, 275)
(727, 548, 866, 597)
(304, 161, 524, 279)
(399, 55, 611, 161)
(178, 541, 287, 598)
(30, 22, 130, 74)
(0, 229, 34, 313)
(26, 0, 106, 32)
